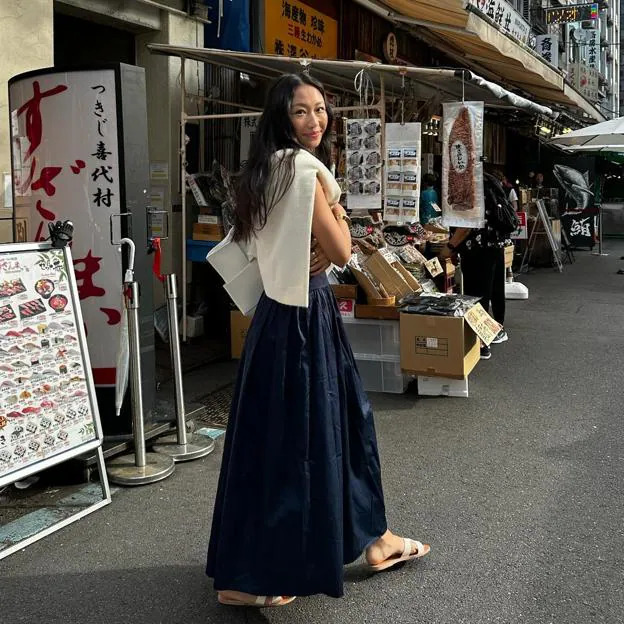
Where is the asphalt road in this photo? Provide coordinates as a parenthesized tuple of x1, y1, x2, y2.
(2, 242, 624, 624)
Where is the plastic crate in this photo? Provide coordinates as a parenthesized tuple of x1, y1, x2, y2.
(417, 375, 469, 398)
(355, 357, 410, 394)
(342, 317, 400, 359)
(187, 238, 218, 263)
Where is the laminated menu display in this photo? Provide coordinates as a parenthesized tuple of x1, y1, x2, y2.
(384, 122, 422, 223)
(346, 118, 383, 212)
(0, 244, 104, 487)
(442, 102, 485, 229)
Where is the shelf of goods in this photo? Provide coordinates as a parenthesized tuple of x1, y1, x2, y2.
(342, 317, 410, 394)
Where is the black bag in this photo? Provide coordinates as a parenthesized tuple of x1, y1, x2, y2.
(484, 172, 519, 236)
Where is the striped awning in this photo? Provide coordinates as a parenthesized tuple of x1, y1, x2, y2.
(379, 0, 605, 121)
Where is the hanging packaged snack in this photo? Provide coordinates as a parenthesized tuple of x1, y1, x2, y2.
(442, 102, 485, 228)
(384, 123, 422, 223)
(346, 118, 383, 212)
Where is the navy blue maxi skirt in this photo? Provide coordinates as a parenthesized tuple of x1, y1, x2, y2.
(206, 273, 388, 598)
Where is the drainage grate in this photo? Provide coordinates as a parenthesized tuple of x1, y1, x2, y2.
(192, 384, 234, 429)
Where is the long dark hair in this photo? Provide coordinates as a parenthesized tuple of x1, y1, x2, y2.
(233, 73, 334, 242)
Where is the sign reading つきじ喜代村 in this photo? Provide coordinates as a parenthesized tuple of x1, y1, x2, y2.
(264, 0, 338, 59)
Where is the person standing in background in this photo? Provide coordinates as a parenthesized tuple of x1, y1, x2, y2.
(420, 173, 439, 225)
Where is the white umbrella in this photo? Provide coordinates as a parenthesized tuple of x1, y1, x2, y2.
(549, 116, 624, 152)
(114, 295, 129, 417)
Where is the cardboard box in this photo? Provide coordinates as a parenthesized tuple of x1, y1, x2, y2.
(399, 313, 480, 379)
(417, 375, 469, 397)
(365, 251, 420, 299)
(192, 222, 224, 241)
(230, 310, 253, 359)
(331, 284, 358, 299)
(197, 214, 222, 225)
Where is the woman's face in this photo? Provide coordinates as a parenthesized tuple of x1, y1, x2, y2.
(289, 85, 328, 150)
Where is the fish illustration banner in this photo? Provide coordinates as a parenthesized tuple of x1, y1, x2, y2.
(553, 164, 594, 212)
(442, 102, 485, 229)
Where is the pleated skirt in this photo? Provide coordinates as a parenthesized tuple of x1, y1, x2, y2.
(206, 273, 387, 598)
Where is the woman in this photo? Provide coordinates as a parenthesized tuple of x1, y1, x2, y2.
(206, 73, 429, 607)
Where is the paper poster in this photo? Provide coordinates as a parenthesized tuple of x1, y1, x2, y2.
(346, 118, 382, 212)
(442, 102, 485, 229)
(464, 302, 501, 346)
(0, 247, 99, 482)
(511, 211, 528, 240)
(384, 122, 422, 223)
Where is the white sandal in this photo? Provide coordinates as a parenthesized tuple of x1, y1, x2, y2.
(218, 592, 296, 607)
(368, 537, 430, 572)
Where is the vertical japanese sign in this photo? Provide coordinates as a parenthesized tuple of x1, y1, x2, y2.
(586, 28, 600, 71)
(536, 34, 559, 69)
(264, 0, 338, 59)
(9, 70, 123, 388)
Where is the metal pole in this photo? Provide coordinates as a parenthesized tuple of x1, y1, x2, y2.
(127, 282, 147, 467)
(106, 270, 175, 485)
(181, 58, 188, 342)
(167, 275, 187, 446)
(152, 275, 215, 461)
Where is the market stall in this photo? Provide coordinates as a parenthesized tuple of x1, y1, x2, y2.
(147, 44, 553, 395)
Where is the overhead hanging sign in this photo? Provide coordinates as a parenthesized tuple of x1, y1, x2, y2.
(264, 0, 338, 59)
(536, 34, 559, 69)
(9, 69, 124, 388)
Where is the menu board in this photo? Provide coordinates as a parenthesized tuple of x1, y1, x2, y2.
(346, 118, 383, 212)
(384, 122, 422, 223)
(0, 244, 102, 486)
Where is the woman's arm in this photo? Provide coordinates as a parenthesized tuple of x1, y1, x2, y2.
(311, 179, 351, 267)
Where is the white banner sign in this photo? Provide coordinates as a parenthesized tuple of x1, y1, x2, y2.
(9, 70, 123, 387)
(468, 0, 531, 45)
(536, 34, 559, 69)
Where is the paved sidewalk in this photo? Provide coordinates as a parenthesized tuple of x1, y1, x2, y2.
(2, 243, 624, 624)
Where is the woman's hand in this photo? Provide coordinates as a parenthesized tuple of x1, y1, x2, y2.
(310, 239, 332, 276)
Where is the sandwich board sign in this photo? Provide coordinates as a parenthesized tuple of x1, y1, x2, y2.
(0, 242, 110, 560)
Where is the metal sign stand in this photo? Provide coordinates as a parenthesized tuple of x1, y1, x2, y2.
(591, 203, 608, 256)
(106, 227, 175, 485)
(520, 200, 563, 273)
(152, 274, 215, 461)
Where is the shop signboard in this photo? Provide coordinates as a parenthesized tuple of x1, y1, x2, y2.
(546, 3, 598, 25)
(569, 62, 600, 102)
(467, 0, 531, 45)
(511, 211, 528, 240)
(9, 69, 123, 390)
(561, 211, 596, 249)
(264, 0, 338, 59)
(586, 27, 600, 71)
(536, 34, 559, 69)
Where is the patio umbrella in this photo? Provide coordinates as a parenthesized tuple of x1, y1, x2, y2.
(549, 116, 624, 152)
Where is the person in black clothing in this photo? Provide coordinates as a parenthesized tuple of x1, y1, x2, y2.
(439, 177, 509, 360)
